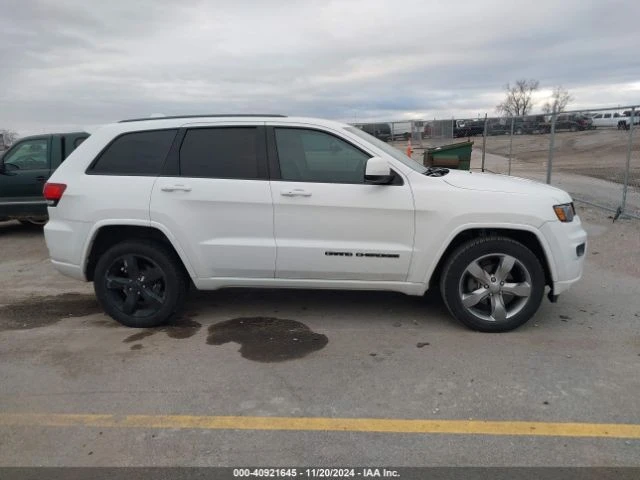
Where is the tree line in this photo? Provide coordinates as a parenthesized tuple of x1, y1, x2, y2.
(1, 129, 19, 149)
(496, 80, 573, 117)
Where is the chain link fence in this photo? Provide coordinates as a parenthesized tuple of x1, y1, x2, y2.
(356, 104, 640, 220)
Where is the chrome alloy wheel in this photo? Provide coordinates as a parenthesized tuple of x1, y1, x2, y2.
(458, 254, 532, 323)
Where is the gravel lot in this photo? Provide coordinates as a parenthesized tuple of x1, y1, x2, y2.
(0, 206, 639, 466)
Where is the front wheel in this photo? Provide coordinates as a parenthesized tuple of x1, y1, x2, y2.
(93, 240, 188, 328)
(440, 237, 545, 332)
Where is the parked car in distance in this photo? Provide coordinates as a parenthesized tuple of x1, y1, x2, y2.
(553, 114, 593, 132)
(353, 122, 391, 142)
(618, 110, 640, 130)
(453, 119, 485, 138)
(43, 114, 586, 333)
(486, 119, 510, 136)
(0, 132, 89, 225)
(590, 112, 624, 128)
(512, 115, 550, 135)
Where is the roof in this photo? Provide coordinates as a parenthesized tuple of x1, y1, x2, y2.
(97, 115, 352, 137)
(119, 114, 287, 123)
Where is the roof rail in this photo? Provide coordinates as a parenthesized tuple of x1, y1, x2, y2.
(119, 114, 287, 123)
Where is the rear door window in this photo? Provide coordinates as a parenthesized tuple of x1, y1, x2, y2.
(179, 127, 261, 179)
(89, 130, 177, 175)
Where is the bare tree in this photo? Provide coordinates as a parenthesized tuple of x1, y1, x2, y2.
(496, 79, 540, 117)
(542, 86, 573, 114)
(0, 129, 19, 148)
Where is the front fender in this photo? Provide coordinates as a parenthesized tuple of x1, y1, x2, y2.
(410, 221, 558, 291)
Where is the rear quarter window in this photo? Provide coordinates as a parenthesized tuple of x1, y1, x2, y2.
(88, 129, 177, 175)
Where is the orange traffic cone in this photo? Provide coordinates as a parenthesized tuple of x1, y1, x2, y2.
(406, 138, 413, 158)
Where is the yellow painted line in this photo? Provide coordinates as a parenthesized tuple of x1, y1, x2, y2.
(1, 413, 639, 439)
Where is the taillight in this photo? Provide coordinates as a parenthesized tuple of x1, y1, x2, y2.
(43, 182, 67, 206)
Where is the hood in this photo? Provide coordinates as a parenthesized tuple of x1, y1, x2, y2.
(442, 170, 571, 203)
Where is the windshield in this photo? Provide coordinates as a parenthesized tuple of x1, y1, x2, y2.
(345, 126, 427, 173)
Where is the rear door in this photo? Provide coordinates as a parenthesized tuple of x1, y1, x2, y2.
(267, 123, 415, 281)
(150, 123, 275, 279)
(592, 113, 603, 127)
(0, 136, 51, 218)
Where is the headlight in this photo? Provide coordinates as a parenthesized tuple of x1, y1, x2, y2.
(553, 203, 575, 222)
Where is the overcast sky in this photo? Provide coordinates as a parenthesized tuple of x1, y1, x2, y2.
(1, 0, 639, 135)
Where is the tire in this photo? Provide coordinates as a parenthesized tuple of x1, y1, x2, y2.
(93, 240, 188, 328)
(439, 236, 545, 332)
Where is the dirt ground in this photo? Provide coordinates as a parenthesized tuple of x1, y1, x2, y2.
(483, 129, 640, 188)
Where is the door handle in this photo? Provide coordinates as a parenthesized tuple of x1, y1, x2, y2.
(161, 184, 192, 192)
(281, 189, 312, 197)
(35, 176, 46, 183)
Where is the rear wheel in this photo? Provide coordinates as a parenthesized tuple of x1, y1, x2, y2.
(93, 240, 188, 328)
(440, 237, 545, 332)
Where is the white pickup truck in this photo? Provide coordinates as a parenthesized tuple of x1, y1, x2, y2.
(590, 112, 624, 128)
(591, 110, 639, 130)
(42, 115, 587, 332)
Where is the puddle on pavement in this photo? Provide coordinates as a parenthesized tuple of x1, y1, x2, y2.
(122, 316, 202, 343)
(123, 330, 156, 343)
(206, 316, 328, 362)
(0, 293, 101, 331)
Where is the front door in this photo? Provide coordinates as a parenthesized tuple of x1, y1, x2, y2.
(0, 137, 51, 218)
(268, 125, 415, 281)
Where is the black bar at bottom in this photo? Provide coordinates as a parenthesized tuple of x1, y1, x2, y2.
(1, 467, 639, 480)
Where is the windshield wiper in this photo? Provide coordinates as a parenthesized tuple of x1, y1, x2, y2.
(424, 167, 450, 177)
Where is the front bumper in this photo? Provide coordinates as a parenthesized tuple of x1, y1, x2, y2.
(540, 216, 588, 295)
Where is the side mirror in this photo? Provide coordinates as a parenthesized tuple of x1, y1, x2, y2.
(0, 161, 18, 175)
(365, 156, 394, 185)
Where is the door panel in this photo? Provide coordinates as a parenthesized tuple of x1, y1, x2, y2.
(268, 125, 414, 281)
(151, 178, 275, 278)
(150, 124, 275, 279)
(271, 182, 414, 281)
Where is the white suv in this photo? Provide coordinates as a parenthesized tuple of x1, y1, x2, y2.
(43, 115, 587, 332)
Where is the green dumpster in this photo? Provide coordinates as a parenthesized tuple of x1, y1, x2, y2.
(424, 141, 473, 170)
